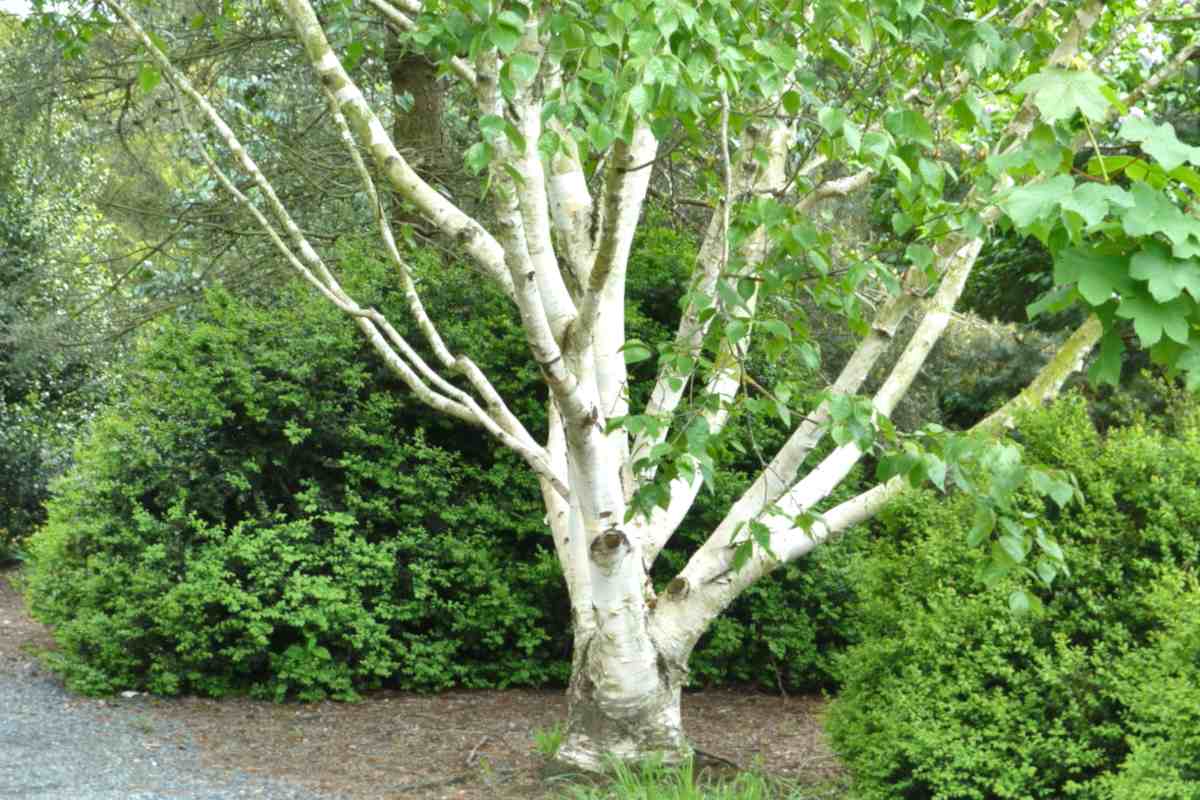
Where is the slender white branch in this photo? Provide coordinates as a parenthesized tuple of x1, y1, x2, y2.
(543, 62, 595, 288)
(321, 86, 568, 496)
(282, 0, 515, 297)
(575, 127, 658, 352)
(646, 290, 919, 565)
(510, 40, 578, 344)
(975, 315, 1103, 434)
(1125, 30, 1200, 105)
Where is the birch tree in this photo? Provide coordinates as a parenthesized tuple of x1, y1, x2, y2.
(52, 0, 1200, 770)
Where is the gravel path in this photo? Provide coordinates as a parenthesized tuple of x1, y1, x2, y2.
(0, 670, 345, 800)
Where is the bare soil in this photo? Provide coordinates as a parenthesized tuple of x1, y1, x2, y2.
(1, 567, 845, 799)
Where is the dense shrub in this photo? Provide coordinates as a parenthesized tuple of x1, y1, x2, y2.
(827, 396, 1200, 799)
(24, 232, 866, 698)
(24, 261, 566, 700)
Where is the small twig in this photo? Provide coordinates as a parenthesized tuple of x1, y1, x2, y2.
(692, 747, 743, 770)
(466, 734, 490, 766)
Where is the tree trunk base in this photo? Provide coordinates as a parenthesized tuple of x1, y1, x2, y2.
(554, 664, 691, 773)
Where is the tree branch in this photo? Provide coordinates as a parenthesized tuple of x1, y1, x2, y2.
(282, 0, 515, 297)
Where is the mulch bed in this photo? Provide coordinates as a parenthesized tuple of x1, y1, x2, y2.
(1, 567, 845, 799)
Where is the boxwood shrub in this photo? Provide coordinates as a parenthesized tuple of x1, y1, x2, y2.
(826, 395, 1200, 799)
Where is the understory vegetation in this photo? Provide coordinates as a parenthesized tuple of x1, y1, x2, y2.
(5, 0, 1200, 795)
(20, 233, 872, 699)
(828, 395, 1200, 799)
(18, 227, 1200, 797)
(18, 226, 1082, 701)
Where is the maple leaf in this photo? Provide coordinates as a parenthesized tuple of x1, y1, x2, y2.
(1119, 116, 1200, 172)
(1014, 69, 1110, 125)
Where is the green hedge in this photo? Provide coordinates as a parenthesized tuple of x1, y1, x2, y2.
(827, 396, 1200, 799)
(23, 233, 866, 699)
(24, 269, 567, 699)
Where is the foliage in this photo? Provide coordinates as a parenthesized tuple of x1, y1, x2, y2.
(23, 231, 864, 697)
(23, 254, 566, 700)
(0, 154, 116, 560)
(534, 723, 566, 758)
(826, 395, 1200, 799)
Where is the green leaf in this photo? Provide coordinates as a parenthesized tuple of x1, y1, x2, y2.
(1053, 248, 1134, 306)
(1027, 123, 1066, 173)
(1027, 285, 1077, 320)
(1090, 328, 1124, 386)
(1029, 469, 1074, 508)
(464, 141, 492, 174)
(999, 533, 1027, 564)
(968, 504, 996, 546)
(479, 114, 506, 140)
(923, 454, 947, 491)
(1177, 345, 1200, 391)
(588, 121, 617, 151)
(730, 539, 753, 571)
(1001, 176, 1074, 228)
(818, 106, 846, 136)
(1087, 154, 1137, 176)
(1013, 68, 1111, 124)
(629, 83, 652, 115)
(1119, 116, 1200, 172)
(1036, 531, 1065, 563)
(138, 63, 161, 94)
(621, 340, 653, 363)
(1060, 183, 1134, 228)
(917, 158, 944, 196)
(725, 319, 748, 344)
(861, 131, 892, 166)
(843, 120, 863, 154)
(1171, 165, 1200, 195)
(488, 21, 523, 52)
(1122, 184, 1200, 258)
(1130, 242, 1200, 303)
(1009, 589, 1042, 616)
(1035, 559, 1058, 588)
(1115, 293, 1192, 346)
(905, 243, 934, 271)
(978, 558, 1009, 588)
(884, 109, 933, 149)
(508, 53, 539, 84)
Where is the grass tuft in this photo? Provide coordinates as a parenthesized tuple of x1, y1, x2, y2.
(556, 756, 849, 800)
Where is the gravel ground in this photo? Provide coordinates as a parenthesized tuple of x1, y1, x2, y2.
(0, 670, 346, 800)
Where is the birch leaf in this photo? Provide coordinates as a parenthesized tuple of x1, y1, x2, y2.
(138, 63, 160, 94)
